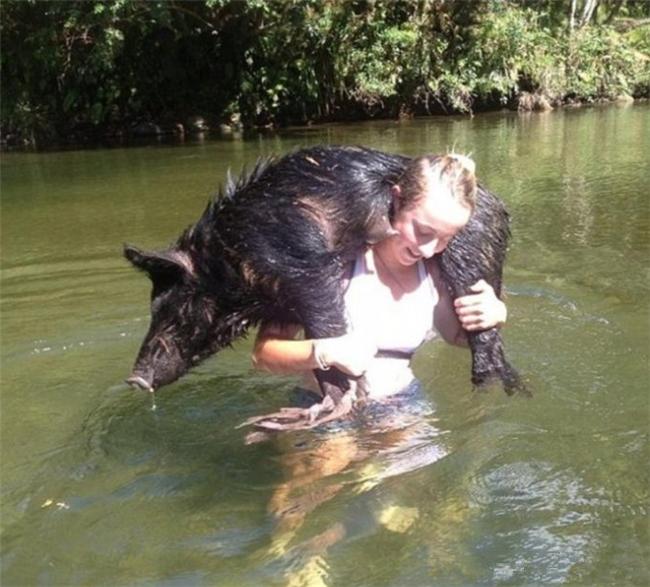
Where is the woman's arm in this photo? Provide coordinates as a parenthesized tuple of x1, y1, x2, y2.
(432, 275, 469, 347)
(429, 260, 507, 347)
(252, 322, 377, 377)
(252, 322, 313, 374)
(252, 261, 377, 376)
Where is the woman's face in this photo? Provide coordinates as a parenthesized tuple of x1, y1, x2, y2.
(390, 182, 471, 266)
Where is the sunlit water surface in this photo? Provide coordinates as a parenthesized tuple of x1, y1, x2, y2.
(2, 104, 649, 586)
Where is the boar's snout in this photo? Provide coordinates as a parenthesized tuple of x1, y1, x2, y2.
(126, 373, 155, 392)
(127, 335, 190, 393)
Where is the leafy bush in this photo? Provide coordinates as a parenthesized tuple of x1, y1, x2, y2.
(565, 25, 646, 99)
(467, 6, 561, 100)
(1, 0, 649, 146)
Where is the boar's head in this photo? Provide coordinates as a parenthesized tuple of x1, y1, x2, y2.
(124, 244, 218, 392)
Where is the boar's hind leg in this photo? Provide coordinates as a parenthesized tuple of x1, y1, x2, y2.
(470, 329, 527, 395)
(440, 185, 527, 396)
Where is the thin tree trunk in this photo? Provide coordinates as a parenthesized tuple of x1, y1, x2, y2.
(570, 0, 578, 31)
(579, 0, 599, 28)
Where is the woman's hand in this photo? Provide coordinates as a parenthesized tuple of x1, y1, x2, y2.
(313, 332, 378, 377)
(454, 280, 507, 331)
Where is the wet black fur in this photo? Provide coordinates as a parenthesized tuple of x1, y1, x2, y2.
(439, 187, 525, 394)
(125, 145, 524, 401)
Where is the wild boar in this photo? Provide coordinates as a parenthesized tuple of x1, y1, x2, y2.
(125, 145, 525, 430)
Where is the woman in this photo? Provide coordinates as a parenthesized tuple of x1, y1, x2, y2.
(251, 153, 507, 414)
(249, 154, 508, 577)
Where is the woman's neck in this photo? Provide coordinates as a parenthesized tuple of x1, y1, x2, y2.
(372, 240, 420, 296)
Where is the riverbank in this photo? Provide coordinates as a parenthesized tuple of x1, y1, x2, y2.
(2, 1, 649, 150)
(1, 97, 646, 153)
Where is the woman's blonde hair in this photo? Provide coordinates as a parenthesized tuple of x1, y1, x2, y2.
(397, 153, 477, 212)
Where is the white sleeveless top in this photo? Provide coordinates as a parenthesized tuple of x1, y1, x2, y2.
(342, 249, 439, 398)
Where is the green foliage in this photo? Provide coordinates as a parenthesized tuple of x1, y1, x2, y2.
(565, 25, 646, 98)
(624, 24, 650, 92)
(464, 6, 563, 100)
(2, 0, 649, 146)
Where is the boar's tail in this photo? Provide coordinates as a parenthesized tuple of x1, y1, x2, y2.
(469, 329, 529, 396)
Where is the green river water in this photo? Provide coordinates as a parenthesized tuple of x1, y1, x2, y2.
(1, 104, 648, 586)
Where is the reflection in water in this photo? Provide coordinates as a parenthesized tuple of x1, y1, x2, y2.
(259, 382, 448, 585)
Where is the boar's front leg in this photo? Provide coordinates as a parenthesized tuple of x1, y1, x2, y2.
(242, 268, 357, 431)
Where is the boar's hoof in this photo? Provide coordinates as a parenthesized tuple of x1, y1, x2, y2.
(237, 391, 355, 432)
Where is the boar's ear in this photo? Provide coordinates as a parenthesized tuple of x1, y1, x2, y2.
(123, 244, 192, 282)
